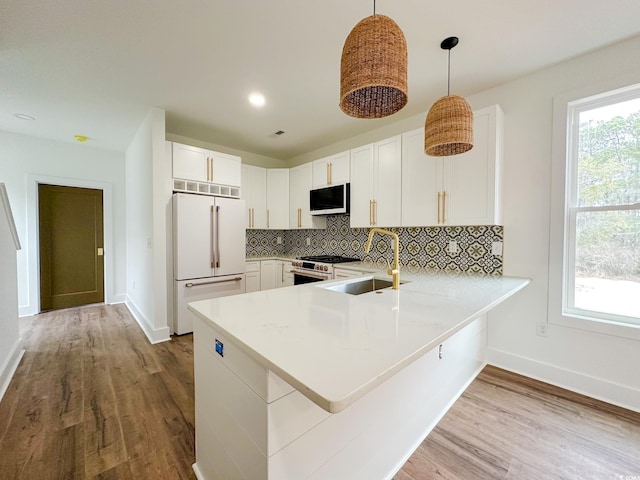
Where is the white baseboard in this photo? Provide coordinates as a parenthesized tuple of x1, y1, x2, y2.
(19, 292, 128, 316)
(107, 293, 127, 304)
(487, 348, 640, 413)
(18, 305, 36, 317)
(0, 338, 25, 403)
(125, 297, 171, 344)
(192, 463, 205, 480)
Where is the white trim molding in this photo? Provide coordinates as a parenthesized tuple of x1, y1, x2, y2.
(125, 297, 171, 344)
(0, 184, 21, 250)
(0, 338, 24, 403)
(488, 347, 640, 413)
(548, 78, 640, 338)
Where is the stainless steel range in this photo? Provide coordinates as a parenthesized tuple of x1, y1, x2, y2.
(291, 255, 360, 285)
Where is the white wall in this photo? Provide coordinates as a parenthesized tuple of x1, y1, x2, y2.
(0, 184, 23, 402)
(125, 108, 171, 343)
(284, 35, 640, 411)
(476, 36, 640, 411)
(0, 131, 127, 315)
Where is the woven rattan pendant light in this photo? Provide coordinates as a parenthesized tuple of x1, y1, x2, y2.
(424, 37, 473, 156)
(340, 0, 408, 118)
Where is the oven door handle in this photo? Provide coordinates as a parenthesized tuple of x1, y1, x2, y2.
(291, 269, 331, 280)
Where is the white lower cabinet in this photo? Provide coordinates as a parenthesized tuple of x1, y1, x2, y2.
(245, 261, 261, 293)
(333, 267, 364, 279)
(247, 259, 294, 291)
(193, 314, 487, 480)
(276, 260, 294, 288)
(259, 260, 276, 290)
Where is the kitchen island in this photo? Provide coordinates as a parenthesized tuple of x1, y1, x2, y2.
(189, 270, 529, 480)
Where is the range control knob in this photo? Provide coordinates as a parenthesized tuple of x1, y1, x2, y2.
(323, 265, 329, 271)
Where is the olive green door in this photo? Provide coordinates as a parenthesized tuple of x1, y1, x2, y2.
(38, 184, 104, 311)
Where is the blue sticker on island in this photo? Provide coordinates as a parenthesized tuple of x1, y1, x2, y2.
(215, 339, 224, 357)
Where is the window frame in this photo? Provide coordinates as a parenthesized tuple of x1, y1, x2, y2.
(549, 81, 640, 339)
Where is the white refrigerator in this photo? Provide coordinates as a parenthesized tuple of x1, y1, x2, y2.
(173, 193, 246, 334)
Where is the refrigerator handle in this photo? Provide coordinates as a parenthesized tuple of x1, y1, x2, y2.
(210, 205, 216, 268)
(215, 205, 221, 268)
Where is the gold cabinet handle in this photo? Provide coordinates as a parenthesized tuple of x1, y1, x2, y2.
(298, 207, 302, 228)
(206, 157, 210, 182)
(373, 199, 377, 225)
(281, 262, 285, 283)
(369, 200, 373, 226)
(437, 192, 442, 224)
(329, 162, 333, 185)
(210, 157, 214, 182)
(326, 163, 330, 185)
(267, 209, 270, 229)
(442, 191, 447, 224)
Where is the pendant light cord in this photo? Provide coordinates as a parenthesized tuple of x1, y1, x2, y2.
(447, 48, 451, 96)
(373, 0, 376, 15)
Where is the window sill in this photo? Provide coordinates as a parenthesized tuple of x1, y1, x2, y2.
(550, 312, 640, 341)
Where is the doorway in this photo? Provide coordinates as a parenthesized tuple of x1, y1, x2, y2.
(38, 184, 104, 311)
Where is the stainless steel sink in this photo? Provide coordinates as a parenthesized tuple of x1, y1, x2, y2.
(325, 278, 397, 295)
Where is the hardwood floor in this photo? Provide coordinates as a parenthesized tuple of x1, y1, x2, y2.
(395, 366, 640, 480)
(1, 304, 639, 479)
(0, 304, 195, 480)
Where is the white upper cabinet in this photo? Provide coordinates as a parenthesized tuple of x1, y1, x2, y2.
(401, 105, 503, 226)
(241, 166, 290, 230)
(210, 151, 242, 187)
(242, 165, 267, 229)
(401, 129, 442, 226)
(312, 151, 351, 188)
(444, 105, 503, 225)
(266, 169, 290, 229)
(172, 143, 241, 187)
(289, 163, 326, 229)
(350, 135, 402, 228)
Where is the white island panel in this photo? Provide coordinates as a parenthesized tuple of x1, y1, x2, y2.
(189, 272, 529, 413)
(190, 271, 528, 480)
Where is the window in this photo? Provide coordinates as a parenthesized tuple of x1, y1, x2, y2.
(563, 86, 640, 326)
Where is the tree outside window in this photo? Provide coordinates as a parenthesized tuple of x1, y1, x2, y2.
(567, 95, 640, 322)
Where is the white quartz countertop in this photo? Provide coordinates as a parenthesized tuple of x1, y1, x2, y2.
(188, 271, 529, 413)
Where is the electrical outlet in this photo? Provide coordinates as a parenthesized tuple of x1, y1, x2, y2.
(448, 241, 458, 253)
(536, 322, 548, 337)
(305, 237, 311, 246)
(277, 236, 282, 245)
(491, 241, 503, 256)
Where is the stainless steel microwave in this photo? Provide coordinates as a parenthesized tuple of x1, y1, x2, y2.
(310, 183, 350, 215)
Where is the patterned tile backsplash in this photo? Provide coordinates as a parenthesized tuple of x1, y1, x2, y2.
(246, 215, 503, 275)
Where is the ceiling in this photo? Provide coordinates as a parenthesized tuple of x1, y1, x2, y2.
(2, 1, 640, 160)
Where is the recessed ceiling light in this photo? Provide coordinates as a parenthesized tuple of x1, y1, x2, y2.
(14, 113, 36, 121)
(74, 135, 89, 142)
(249, 93, 266, 107)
